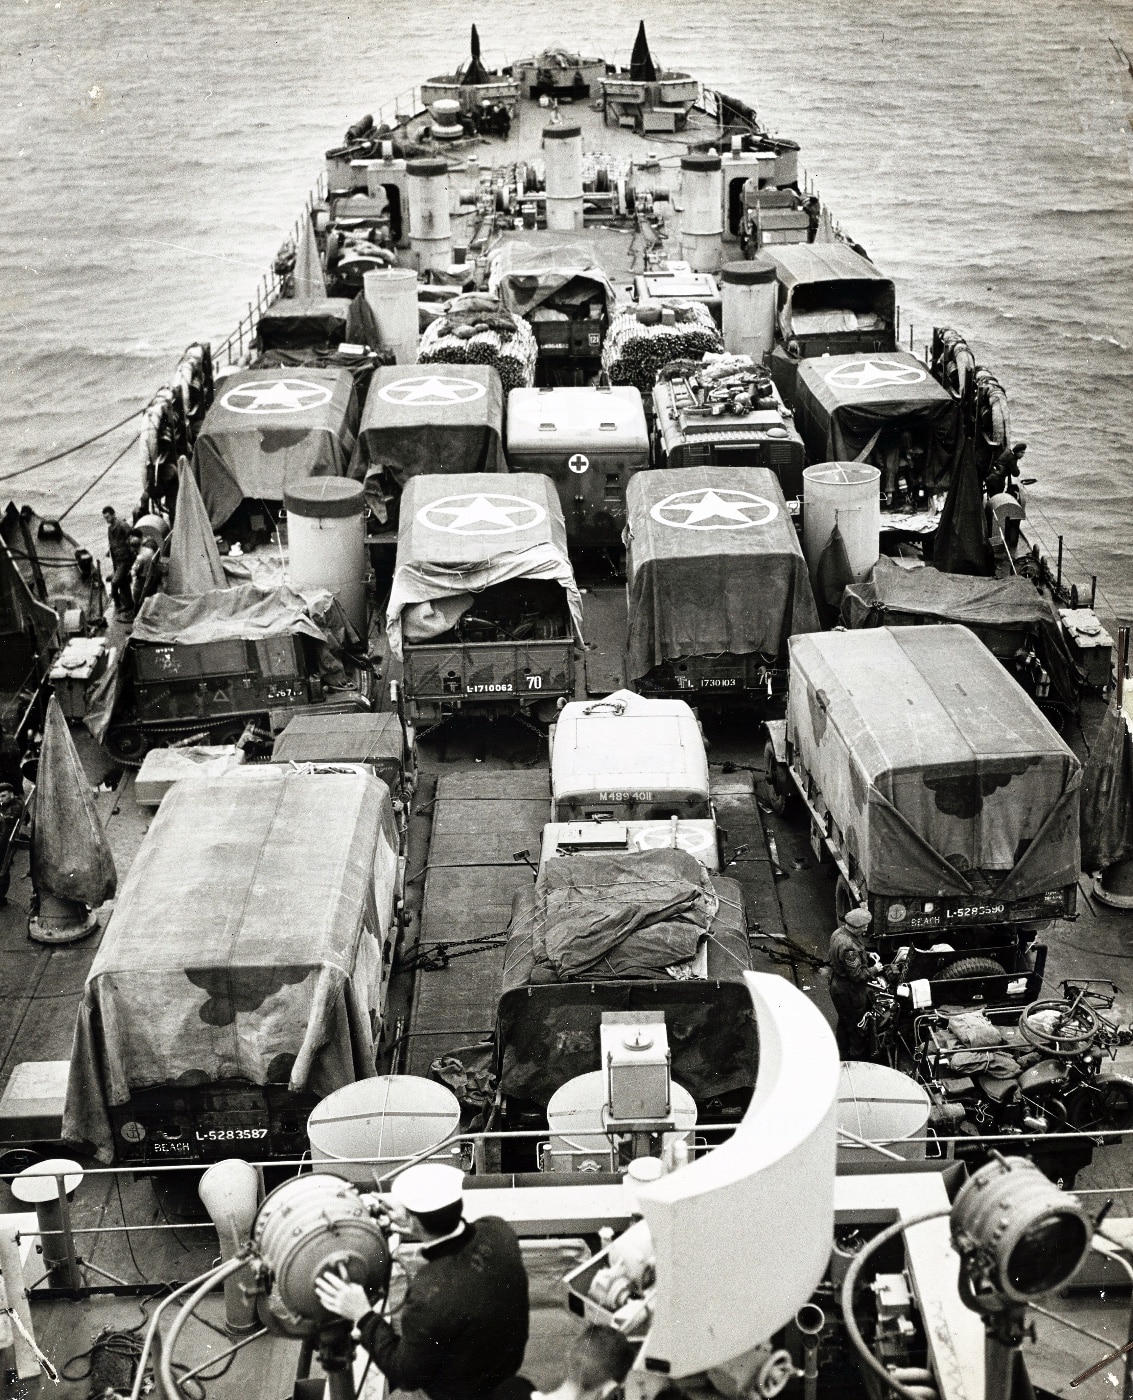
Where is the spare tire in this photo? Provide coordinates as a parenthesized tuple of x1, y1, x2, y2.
(934, 956, 1006, 982)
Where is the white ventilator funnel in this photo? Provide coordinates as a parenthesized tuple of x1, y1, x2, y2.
(634, 971, 840, 1378)
(199, 1159, 262, 1335)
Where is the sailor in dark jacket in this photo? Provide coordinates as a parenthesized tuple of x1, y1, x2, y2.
(827, 906, 879, 1060)
(315, 1163, 529, 1400)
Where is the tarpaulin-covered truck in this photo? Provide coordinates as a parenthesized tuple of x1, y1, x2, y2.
(103, 583, 373, 764)
(63, 765, 401, 1164)
(349, 364, 506, 526)
(766, 625, 1082, 1006)
(766, 244, 897, 403)
(386, 472, 584, 726)
(192, 367, 360, 536)
(841, 558, 1082, 723)
(492, 848, 756, 1141)
(543, 690, 719, 870)
(625, 466, 820, 704)
(792, 350, 959, 506)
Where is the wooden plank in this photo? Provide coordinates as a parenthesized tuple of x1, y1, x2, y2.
(581, 585, 629, 696)
(430, 798, 546, 865)
(435, 770, 548, 801)
(407, 947, 504, 1075)
(421, 866, 530, 942)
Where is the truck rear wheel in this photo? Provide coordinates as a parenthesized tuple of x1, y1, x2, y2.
(834, 875, 858, 926)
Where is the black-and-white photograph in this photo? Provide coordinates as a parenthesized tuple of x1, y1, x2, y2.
(1, 5, 1131, 1399)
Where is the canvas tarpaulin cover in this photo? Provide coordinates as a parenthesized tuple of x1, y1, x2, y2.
(192, 368, 360, 526)
(167, 460, 228, 596)
(842, 557, 1080, 710)
(386, 472, 584, 659)
(793, 351, 959, 493)
(63, 766, 399, 1161)
(0, 530, 58, 658)
(624, 466, 820, 681)
(767, 244, 896, 339)
(256, 299, 352, 350)
(787, 625, 1081, 898)
(497, 849, 754, 1106)
(350, 364, 506, 490)
(488, 237, 618, 319)
(1081, 698, 1133, 873)
(132, 582, 330, 646)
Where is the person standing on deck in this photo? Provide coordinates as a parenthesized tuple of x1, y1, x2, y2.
(103, 506, 135, 621)
(827, 906, 879, 1060)
(314, 1163, 530, 1400)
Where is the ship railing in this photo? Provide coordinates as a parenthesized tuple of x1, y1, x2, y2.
(211, 172, 329, 371)
(7, 1122, 1133, 1191)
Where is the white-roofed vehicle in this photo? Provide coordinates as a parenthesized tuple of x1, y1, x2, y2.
(545, 689, 718, 871)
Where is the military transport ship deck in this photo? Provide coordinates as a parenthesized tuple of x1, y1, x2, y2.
(1, 23, 1132, 1400)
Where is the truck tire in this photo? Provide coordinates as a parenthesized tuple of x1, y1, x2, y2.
(834, 875, 854, 926)
(762, 740, 792, 817)
(933, 956, 1005, 983)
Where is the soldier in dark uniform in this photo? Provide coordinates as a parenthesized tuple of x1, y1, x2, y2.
(103, 505, 135, 621)
(827, 906, 879, 1061)
(315, 1163, 530, 1400)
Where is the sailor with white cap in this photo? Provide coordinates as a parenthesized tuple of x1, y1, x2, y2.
(315, 1162, 530, 1400)
(826, 906, 881, 1061)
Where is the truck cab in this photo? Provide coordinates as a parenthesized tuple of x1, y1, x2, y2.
(547, 690, 718, 870)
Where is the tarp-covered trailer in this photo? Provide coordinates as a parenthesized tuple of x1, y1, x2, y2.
(63, 766, 401, 1164)
(350, 364, 506, 523)
(770, 625, 1081, 1005)
(494, 848, 756, 1133)
(105, 583, 372, 763)
(387, 472, 583, 725)
(193, 367, 360, 531)
(842, 558, 1082, 721)
(792, 351, 959, 500)
(271, 711, 415, 802)
(625, 467, 819, 703)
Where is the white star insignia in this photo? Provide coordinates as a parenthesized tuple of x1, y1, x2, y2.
(419, 493, 547, 535)
(824, 359, 927, 390)
(221, 377, 332, 414)
(650, 488, 778, 531)
(379, 376, 487, 405)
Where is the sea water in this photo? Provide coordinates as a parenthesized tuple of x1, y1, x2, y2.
(2, 0, 1130, 619)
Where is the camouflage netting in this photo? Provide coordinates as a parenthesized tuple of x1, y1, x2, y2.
(601, 302, 724, 398)
(417, 293, 537, 393)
